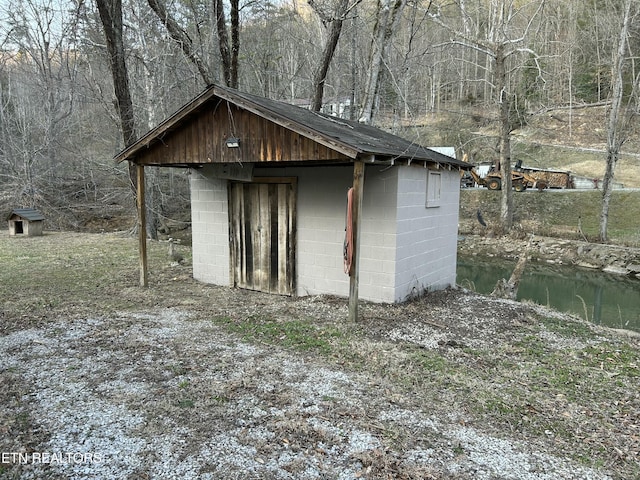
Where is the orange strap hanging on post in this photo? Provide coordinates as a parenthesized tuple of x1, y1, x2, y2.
(344, 187, 354, 275)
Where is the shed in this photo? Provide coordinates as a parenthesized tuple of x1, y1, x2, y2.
(115, 84, 471, 318)
(7, 208, 45, 236)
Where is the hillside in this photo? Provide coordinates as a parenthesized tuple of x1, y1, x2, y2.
(398, 105, 640, 188)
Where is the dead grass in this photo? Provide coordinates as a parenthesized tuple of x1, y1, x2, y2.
(459, 189, 640, 246)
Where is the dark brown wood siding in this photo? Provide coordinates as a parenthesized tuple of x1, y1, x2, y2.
(134, 101, 351, 166)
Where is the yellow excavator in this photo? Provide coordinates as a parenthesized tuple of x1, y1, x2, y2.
(467, 168, 538, 191)
(462, 156, 541, 191)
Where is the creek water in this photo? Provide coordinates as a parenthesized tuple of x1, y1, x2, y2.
(456, 255, 640, 333)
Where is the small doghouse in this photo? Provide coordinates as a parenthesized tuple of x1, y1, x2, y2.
(7, 208, 45, 236)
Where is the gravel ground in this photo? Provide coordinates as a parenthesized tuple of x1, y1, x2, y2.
(0, 299, 619, 479)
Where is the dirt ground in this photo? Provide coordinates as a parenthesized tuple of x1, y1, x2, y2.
(1, 232, 639, 479)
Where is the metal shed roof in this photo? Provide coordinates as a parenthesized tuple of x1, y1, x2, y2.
(115, 84, 469, 169)
(7, 208, 45, 222)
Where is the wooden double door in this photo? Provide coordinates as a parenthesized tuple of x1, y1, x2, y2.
(229, 179, 296, 295)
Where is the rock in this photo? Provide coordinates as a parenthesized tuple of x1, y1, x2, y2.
(575, 261, 600, 270)
(602, 265, 630, 276)
(588, 246, 612, 261)
(627, 264, 640, 274)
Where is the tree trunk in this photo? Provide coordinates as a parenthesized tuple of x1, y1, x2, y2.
(359, 0, 405, 124)
(310, 0, 349, 112)
(600, 0, 632, 242)
(96, 0, 137, 148)
(491, 242, 530, 300)
(213, 0, 240, 88)
(230, 0, 240, 88)
(495, 43, 513, 231)
(147, 0, 213, 85)
(95, 0, 138, 203)
(309, 0, 358, 112)
(214, 0, 231, 87)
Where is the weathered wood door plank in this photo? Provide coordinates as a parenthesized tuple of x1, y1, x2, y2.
(230, 179, 296, 295)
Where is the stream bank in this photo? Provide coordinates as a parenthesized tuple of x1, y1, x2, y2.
(458, 234, 640, 280)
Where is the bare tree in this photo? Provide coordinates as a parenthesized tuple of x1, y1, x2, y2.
(0, 0, 82, 209)
(145, 0, 214, 85)
(146, 0, 241, 88)
(238, 3, 310, 99)
(308, 0, 360, 112)
(213, 0, 240, 88)
(95, 0, 159, 237)
(96, 0, 138, 148)
(428, 0, 546, 232)
(600, 0, 639, 242)
(358, 0, 407, 125)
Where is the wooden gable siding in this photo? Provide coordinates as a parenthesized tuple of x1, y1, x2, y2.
(134, 101, 352, 166)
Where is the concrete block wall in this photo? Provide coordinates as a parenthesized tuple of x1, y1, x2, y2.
(393, 166, 461, 301)
(297, 168, 352, 298)
(189, 163, 460, 304)
(359, 166, 399, 303)
(190, 166, 230, 285)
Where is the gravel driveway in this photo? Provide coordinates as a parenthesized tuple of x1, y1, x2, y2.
(1, 300, 616, 480)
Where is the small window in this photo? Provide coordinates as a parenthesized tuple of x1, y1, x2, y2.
(426, 170, 441, 208)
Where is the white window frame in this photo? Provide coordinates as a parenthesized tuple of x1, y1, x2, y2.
(426, 170, 442, 208)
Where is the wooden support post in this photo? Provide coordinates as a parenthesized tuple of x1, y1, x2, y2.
(136, 163, 148, 287)
(348, 160, 365, 322)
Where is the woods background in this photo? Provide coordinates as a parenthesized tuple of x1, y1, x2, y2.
(1, 0, 638, 237)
